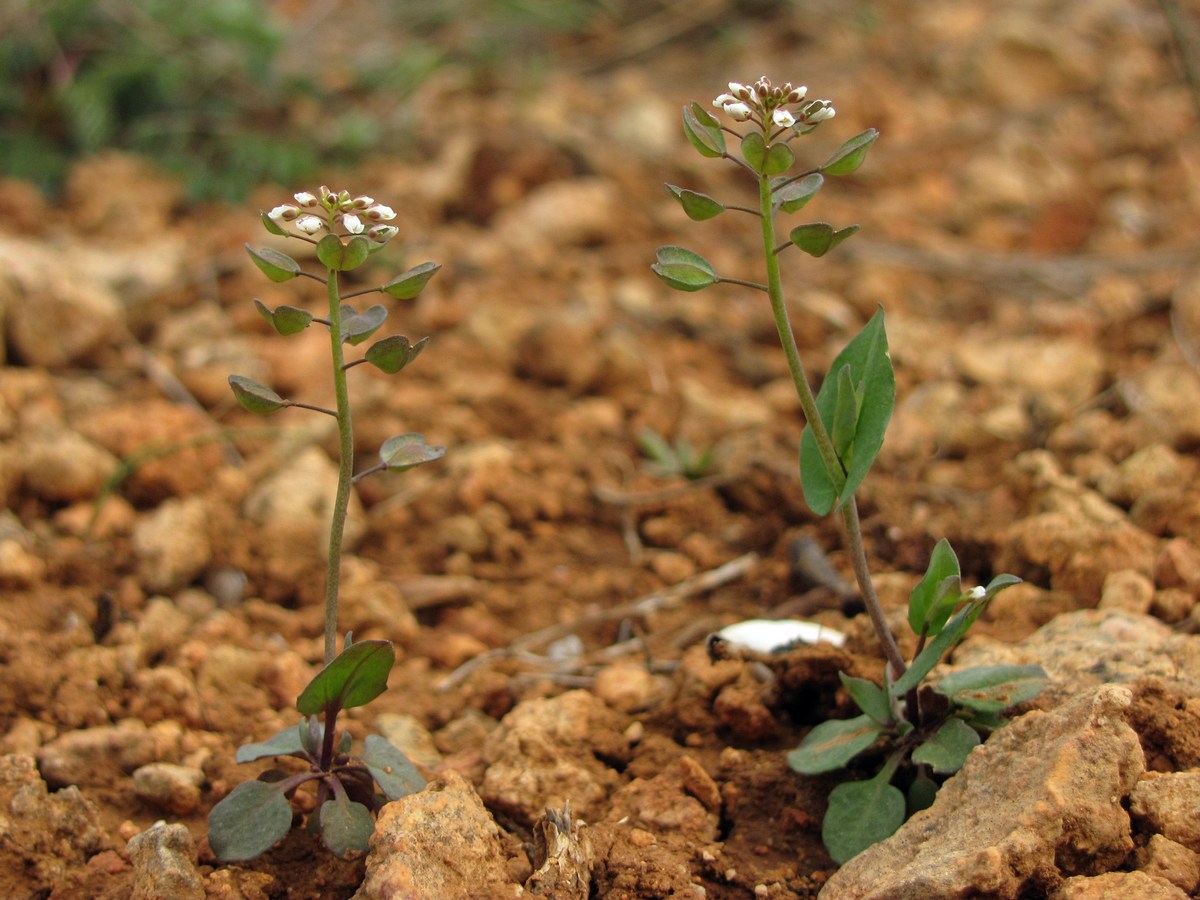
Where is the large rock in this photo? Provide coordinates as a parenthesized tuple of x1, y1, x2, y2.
(820, 685, 1144, 899)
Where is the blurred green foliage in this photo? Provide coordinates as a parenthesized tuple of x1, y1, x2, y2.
(0, 0, 606, 200)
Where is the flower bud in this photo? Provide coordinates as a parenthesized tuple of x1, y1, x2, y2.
(268, 204, 299, 223)
(351, 195, 374, 209)
(729, 81, 751, 100)
(725, 102, 753, 121)
(364, 204, 396, 221)
(368, 224, 399, 243)
(293, 191, 318, 207)
(296, 215, 323, 234)
(787, 86, 808, 103)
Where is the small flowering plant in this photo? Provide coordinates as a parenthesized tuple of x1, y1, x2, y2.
(207, 186, 443, 861)
(654, 78, 1047, 863)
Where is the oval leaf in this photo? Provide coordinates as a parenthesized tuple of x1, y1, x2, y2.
(774, 173, 824, 213)
(363, 734, 427, 801)
(246, 244, 301, 282)
(364, 335, 429, 374)
(798, 307, 895, 515)
(208, 780, 294, 862)
(908, 539, 962, 637)
(935, 664, 1049, 714)
(382, 262, 441, 300)
(318, 796, 374, 857)
(316, 234, 371, 271)
(296, 639, 395, 716)
(822, 770, 906, 865)
(683, 103, 726, 158)
(652, 245, 718, 292)
(741, 131, 767, 172)
(665, 184, 726, 221)
(839, 672, 892, 727)
(821, 128, 880, 176)
(787, 714, 882, 775)
(235, 723, 308, 764)
(228, 375, 289, 414)
(912, 718, 981, 774)
(379, 433, 446, 472)
(342, 304, 388, 345)
(763, 141, 795, 176)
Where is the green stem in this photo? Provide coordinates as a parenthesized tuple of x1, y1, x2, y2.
(324, 270, 354, 665)
(755, 170, 907, 680)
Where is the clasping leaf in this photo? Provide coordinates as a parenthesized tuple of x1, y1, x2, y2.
(296, 639, 395, 716)
(683, 102, 726, 158)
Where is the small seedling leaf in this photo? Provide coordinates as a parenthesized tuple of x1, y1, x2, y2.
(363, 734, 427, 801)
(665, 184, 726, 221)
(911, 718, 981, 774)
(839, 672, 892, 726)
(741, 132, 767, 172)
(907, 539, 962, 636)
(235, 723, 308, 763)
(763, 141, 795, 176)
(822, 769, 906, 864)
(296, 639, 395, 716)
(364, 335, 429, 374)
(228, 375, 289, 414)
(820, 128, 880, 176)
(683, 103, 726, 158)
(207, 780, 294, 861)
(787, 714, 882, 774)
(319, 796, 374, 857)
(799, 307, 895, 515)
(316, 233, 371, 271)
(246, 244, 301, 282)
(652, 245, 719, 292)
(775, 173, 825, 213)
(382, 262, 441, 299)
(379, 433, 446, 472)
(935, 664, 1049, 714)
(341, 304, 388, 345)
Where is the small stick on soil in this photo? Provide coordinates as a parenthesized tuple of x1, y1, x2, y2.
(435, 551, 758, 691)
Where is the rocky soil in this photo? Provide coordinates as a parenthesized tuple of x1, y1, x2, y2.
(3, 0, 1200, 897)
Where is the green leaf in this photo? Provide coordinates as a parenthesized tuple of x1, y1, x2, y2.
(798, 308, 895, 515)
(839, 672, 892, 727)
(787, 714, 883, 775)
(341, 304, 388, 345)
(682, 103, 726, 158)
(985, 573, 1023, 597)
(774, 173, 825, 213)
(228, 375, 290, 414)
(665, 184, 726, 221)
(763, 141, 795, 176)
(822, 768, 906, 864)
(935, 664, 1049, 714)
(911, 718, 981, 774)
(254, 299, 314, 336)
(318, 796, 374, 857)
(246, 244, 301, 282)
(316, 234, 371, 271)
(235, 723, 308, 764)
(364, 335, 429, 374)
(296, 639, 395, 716)
(207, 780, 294, 861)
(906, 771, 938, 816)
(260, 211, 289, 236)
(382, 262, 441, 300)
(907, 539, 962, 637)
(830, 364, 862, 460)
(890, 599, 988, 698)
(741, 132, 766, 172)
(362, 735, 427, 801)
(789, 222, 861, 257)
(379, 433, 446, 472)
(652, 245, 719, 292)
(820, 128, 880, 176)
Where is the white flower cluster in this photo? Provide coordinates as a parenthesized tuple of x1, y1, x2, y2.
(267, 186, 399, 244)
(713, 76, 835, 131)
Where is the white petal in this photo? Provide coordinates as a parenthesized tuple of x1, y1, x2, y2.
(772, 108, 796, 127)
(713, 618, 846, 653)
(713, 93, 737, 107)
(295, 215, 323, 234)
(342, 214, 364, 234)
(366, 204, 396, 221)
(368, 224, 398, 243)
(724, 102, 753, 121)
